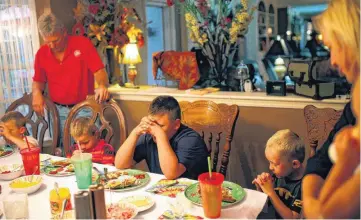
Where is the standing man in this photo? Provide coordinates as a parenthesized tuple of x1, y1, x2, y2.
(32, 12, 109, 153)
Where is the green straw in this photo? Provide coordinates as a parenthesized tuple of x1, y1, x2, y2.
(207, 156, 212, 178)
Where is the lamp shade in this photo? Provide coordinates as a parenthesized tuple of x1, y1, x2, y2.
(265, 37, 294, 58)
(122, 43, 142, 64)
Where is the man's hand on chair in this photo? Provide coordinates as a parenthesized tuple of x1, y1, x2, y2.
(32, 92, 45, 116)
(95, 85, 110, 103)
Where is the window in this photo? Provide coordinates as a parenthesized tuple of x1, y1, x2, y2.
(145, 0, 179, 87)
(146, 5, 165, 86)
(0, 0, 39, 114)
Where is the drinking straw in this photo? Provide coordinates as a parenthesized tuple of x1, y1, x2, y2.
(24, 135, 31, 151)
(77, 141, 84, 160)
(207, 156, 212, 178)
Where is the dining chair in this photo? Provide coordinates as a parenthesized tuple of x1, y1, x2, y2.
(179, 100, 239, 177)
(63, 95, 127, 156)
(304, 105, 343, 157)
(6, 93, 60, 155)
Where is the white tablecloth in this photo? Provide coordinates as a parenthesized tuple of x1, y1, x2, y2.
(0, 153, 267, 219)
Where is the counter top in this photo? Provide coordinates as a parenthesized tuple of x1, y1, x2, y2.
(109, 85, 348, 110)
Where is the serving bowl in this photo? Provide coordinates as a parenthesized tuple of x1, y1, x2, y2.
(9, 175, 43, 194)
(0, 164, 23, 180)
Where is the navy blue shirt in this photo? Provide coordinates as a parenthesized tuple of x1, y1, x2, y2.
(133, 124, 209, 180)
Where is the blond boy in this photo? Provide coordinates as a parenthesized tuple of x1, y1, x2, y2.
(253, 129, 305, 219)
(0, 111, 39, 150)
(66, 117, 114, 165)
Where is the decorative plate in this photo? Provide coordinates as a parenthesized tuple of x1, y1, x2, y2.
(121, 195, 155, 212)
(40, 154, 51, 162)
(100, 169, 150, 192)
(0, 145, 14, 158)
(44, 164, 75, 177)
(184, 181, 246, 208)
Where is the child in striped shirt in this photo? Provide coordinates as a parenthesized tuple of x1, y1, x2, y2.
(66, 117, 114, 165)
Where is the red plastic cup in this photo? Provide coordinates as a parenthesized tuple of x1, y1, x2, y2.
(198, 172, 224, 219)
(20, 147, 40, 175)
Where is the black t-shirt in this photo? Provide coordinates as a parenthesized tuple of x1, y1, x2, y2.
(304, 101, 356, 179)
(133, 124, 209, 180)
(272, 176, 303, 219)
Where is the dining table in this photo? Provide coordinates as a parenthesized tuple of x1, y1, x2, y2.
(0, 152, 268, 219)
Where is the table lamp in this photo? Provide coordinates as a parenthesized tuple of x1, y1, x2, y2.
(122, 41, 142, 88)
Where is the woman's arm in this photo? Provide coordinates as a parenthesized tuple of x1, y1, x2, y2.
(320, 172, 360, 219)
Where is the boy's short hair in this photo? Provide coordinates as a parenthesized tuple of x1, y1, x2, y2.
(266, 129, 305, 163)
(1, 111, 26, 128)
(70, 117, 98, 138)
(148, 96, 181, 121)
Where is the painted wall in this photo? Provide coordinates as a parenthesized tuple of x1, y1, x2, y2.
(117, 100, 310, 189)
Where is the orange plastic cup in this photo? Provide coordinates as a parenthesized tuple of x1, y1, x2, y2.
(198, 172, 224, 219)
(20, 147, 40, 175)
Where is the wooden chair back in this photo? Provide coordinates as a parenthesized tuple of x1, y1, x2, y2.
(63, 95, 127, 155)
(6, 93, 60, 155)
(179, 101, 239, 177)
(304, 105, 342, 157)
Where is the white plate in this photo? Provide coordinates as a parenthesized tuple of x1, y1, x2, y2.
(40, 154, 51, 162)
(121, 195, 155, 212)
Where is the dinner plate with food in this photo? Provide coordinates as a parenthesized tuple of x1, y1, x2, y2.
(0, 145, 14, 158)
(120, 195, 155, 212)
(107, 202, 138, 220)
(44, 159, 74, 177)
(184, 181, 246, 208)
(100, 169, 150, 192)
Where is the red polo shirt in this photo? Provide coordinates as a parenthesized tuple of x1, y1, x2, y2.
(33, 36, 104, 105)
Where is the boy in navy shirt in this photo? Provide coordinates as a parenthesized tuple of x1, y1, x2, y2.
(115, 96, 209, 180)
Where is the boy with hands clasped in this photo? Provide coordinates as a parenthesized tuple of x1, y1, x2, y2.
(253, 129, 305, 219)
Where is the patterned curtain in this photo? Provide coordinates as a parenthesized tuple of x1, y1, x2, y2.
(0, 0, 39, 114)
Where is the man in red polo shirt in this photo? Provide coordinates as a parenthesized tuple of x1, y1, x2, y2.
(32, 12, 110, 153)
(33, 12, 109, 112)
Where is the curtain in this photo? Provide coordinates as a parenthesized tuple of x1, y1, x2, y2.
(0, 0, 40, 115)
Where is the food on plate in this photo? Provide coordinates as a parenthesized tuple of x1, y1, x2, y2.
(105, 175, 137, 189)
(1, 170, 11, 174)
(133, 174, 146, 179)
(222, 187, 237, 203)
(46, 164, 74, 175)
(197, 185, 236, 203)
(0, 148, 12, 157)
(51, 159, 71, 167)
(105, 170, 129, 180)
(10, 179, 41, 188)
(107, 203, 137, 220)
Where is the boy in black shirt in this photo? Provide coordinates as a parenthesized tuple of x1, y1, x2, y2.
(253, 129, 305, 219)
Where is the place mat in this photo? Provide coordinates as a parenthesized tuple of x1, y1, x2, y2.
(146, 179, 193, 198)
(184, 181, 246, 208)
(158, 210, 203, 220)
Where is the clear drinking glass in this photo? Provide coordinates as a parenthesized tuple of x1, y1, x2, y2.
(3, 193, 29, 219)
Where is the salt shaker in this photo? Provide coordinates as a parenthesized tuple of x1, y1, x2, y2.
(89, 184, 107, 219)
(74, 191, 94, 219)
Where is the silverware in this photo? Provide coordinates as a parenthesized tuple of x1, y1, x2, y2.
(29, 166, 39, 182)
(60, 198, 67, 219)
(93, 166, 104, 175)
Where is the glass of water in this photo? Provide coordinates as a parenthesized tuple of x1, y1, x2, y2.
(3, 193, 29, 219)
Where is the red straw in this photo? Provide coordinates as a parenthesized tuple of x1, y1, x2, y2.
(24, 135, 31, 150)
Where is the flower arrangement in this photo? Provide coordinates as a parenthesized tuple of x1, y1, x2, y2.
(72, 0, 145, 54)
(168, 0, 255, 88)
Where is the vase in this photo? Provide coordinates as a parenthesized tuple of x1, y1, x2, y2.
(201, 43, 237, 89)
